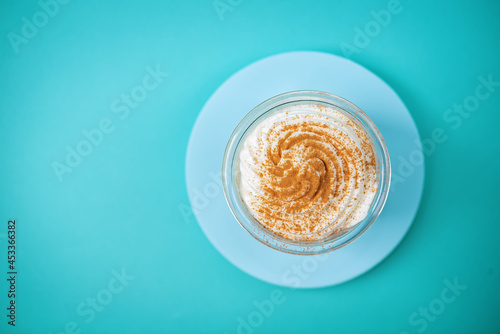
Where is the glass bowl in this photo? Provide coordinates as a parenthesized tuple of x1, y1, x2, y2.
(222, 91, 391, 255)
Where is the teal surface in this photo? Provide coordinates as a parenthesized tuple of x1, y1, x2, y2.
(0, 0, 499, 333)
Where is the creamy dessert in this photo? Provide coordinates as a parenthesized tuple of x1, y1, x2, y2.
(237, 103, 379, 241)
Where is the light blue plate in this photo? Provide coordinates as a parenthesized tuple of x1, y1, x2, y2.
(185, 51, 424, 288)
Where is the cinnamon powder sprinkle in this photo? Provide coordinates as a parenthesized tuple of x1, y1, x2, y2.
(238, 103, 379, 241)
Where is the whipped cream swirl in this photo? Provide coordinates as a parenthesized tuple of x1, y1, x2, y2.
(237, 103, 379, 241)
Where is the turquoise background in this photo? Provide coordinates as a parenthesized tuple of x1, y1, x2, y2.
(1, 0, 499, 333)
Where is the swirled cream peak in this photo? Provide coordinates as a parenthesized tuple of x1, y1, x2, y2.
(238, 103, 379, 241)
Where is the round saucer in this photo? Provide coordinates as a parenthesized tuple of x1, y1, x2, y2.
(185, 51, 424, 288)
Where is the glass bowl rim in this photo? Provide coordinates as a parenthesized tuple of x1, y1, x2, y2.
(222, 90, 391, 255)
